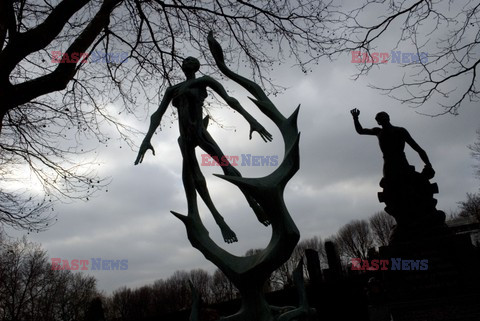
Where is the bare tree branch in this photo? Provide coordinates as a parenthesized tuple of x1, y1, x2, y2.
(369, 211, 395, 247)
(325, 0, 480, 115)
(335, 219, 374, 260)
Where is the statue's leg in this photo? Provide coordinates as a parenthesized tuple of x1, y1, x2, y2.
(198, 131, 270, 226)
(178, 137, 238, 243)
(177, 137, 200, 216)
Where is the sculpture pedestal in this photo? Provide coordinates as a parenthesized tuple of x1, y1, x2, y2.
(378, 164, 447, 245)
(379, 232, 480, 320)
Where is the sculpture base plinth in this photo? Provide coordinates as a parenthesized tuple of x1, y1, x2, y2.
(388, 216, 449, 245)
(378, 164, 446, 246)
(379, 232, 480, 320)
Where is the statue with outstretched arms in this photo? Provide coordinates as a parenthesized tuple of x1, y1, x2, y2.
(135, 56, 272, 243)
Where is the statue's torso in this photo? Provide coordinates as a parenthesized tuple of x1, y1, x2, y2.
(376, 126, 410, 176)
(171, 78, 208, 138)
(377, 126, 407, 158)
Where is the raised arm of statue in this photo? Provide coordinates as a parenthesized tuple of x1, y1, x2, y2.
(204, 76, 273, 142)
(350, 108, 377, 135)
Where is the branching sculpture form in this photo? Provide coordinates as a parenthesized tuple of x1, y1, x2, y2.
(172, 33, 306, 321)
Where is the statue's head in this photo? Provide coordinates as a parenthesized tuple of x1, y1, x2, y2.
(375, 111, 390, 126)
(181, 57, 200, 74)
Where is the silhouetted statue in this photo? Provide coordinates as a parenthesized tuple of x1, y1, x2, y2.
(350, 109, 445, 242)
(135, 32, 308, 321)
(135, 56, 272, 243)
(350, 109, 434, 179)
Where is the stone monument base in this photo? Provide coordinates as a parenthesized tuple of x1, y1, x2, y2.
(379, 231, 480, 320)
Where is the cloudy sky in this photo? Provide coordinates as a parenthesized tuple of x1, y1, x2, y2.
(6, 34, 480, 294)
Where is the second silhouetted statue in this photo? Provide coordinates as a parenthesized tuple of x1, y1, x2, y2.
(350, 108, 445, 243)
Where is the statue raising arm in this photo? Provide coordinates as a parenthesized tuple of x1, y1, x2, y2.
(350, 108, 378, 135)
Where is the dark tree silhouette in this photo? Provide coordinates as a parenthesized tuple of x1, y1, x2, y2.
(108, 286, 134, 321)
(105, 268, 216, 320)
(211, 268, 238, 303)
(457, 193, 480, 221)
(469, 129, 480, 180)
(369, 211, 395, 247)
(335, 219, 374, 260)
(0, 232, 98, 321)
(85, 297, 107, 321)
(189, 268, 214, 305)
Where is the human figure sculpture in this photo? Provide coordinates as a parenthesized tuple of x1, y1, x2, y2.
(350, 108, 434, 178)
(135, 56, 272, 243)
(133, 32, 310, 321)
(350, 108, 445, 236)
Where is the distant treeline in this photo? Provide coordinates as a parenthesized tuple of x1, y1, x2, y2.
(1, 192, 477, 321)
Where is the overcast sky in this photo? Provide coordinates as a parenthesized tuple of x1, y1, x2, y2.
(6, 37, 480, 294)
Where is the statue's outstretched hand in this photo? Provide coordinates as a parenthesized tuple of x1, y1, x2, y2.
(350, 108, 360, 118)
(134, 140, 155, 165)
(249, 121, 273, 143)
